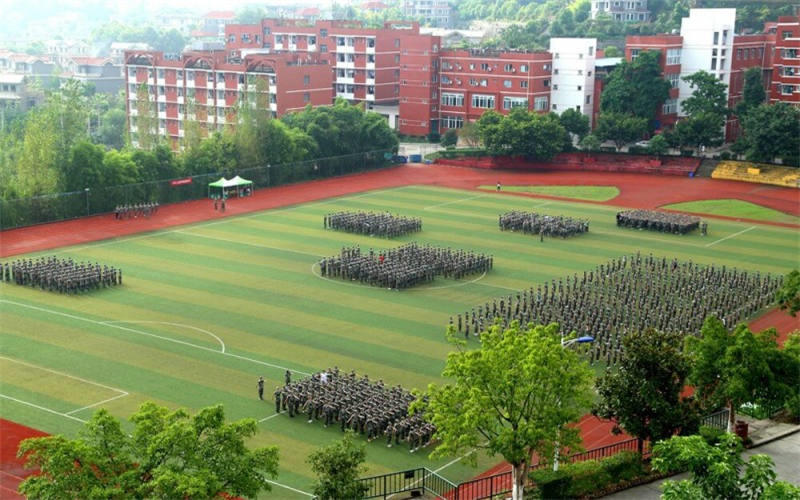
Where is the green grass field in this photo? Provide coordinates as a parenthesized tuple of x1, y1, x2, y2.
(478, 185, 620, 201)
(661, 199, 800, 224)
(1, 185, 798, 497)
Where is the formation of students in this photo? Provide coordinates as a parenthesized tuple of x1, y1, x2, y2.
(114, 202, 159, 219)
(324, 211, 422, 238)
(499, 211, 589, 238)
(1, 256, 122, 294)
(318, 243, 493, 289)
(616, 209, 702, 234)
(275, 369, 435, 452)
(452, 253, 780, 365)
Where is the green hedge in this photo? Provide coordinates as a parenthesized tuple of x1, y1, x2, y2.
(529, 451, 645, 499)
(426, 148, 488, 161)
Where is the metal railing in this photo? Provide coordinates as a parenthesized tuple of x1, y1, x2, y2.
(0, 149, 395, 230)
(361, 467, 456, 499)
(702, 408, 730, 430)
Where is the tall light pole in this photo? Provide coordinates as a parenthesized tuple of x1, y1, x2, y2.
(554, 335, 594, 471)
(84, 187, 90, 217)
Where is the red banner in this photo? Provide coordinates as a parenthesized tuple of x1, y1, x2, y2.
(170, 177, 193, 186)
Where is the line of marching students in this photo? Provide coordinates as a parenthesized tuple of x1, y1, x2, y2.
(1, 256, 121, 294)
(115, 202, 159, 220)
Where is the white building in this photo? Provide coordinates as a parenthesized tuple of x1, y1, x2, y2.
(591, 0, 650, 22)
(549, 38, 597, 118)
(677, 8, 736, 116)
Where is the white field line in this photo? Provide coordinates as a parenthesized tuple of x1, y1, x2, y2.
(705, 226, 757, 247)
(0, 394, 87, 423)
(52, 187, 409, 255)
(102, 320, 226, 353)
(177, 230, 324, 258)
(265, 479, 314, 497)
(65, 393, 130, 415)
(434, 449, 476, 473)
(258, 411, 284, 423)
(424, 193, 487, 211)
(0, 300, 312, 377)
(0, 356, 128, 395)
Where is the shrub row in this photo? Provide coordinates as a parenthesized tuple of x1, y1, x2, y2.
(529, 451, 645, 499)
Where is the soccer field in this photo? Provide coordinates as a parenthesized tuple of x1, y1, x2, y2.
(1, 185, 798, 497)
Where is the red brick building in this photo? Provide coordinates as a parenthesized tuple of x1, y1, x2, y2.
(770, 16, 800, 106)
(124, 50, 332, 149)
(624, 34, 683, 131)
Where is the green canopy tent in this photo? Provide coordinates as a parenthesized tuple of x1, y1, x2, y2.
(208, 176, 254, 199)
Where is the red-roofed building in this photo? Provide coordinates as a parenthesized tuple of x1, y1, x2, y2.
(296, 7, 321, 22)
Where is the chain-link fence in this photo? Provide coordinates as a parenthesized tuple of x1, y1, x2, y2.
(0, 150, 394, 230)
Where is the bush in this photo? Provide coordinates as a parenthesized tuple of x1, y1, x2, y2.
(530, 452, 645, 498)
(719, 151, 732, 160)
(627, 145, 648, 155)
(699, 425, 726, 446)
(441, 129, 458, 147)
(680, 149, 695, 157)
(427, 131, 440, 143)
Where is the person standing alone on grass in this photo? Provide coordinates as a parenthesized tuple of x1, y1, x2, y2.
(497, 182, 501, 191)
(257, 376, 265, 400)
(285, 369, 292, 386)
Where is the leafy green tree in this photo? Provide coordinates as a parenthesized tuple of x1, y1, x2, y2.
(680, 70, 729, 124)
(595, 112, 647, 151)
(594, 329, 699, 455)
(64, 141, 106, 193)
(777, 270, 800, 317)
(307, 431, 369, 500)
(739, 103, 800, 165)
(477, 108, 568, 160)
(603, 45, 622, 57)
(96, 108, 127, 150)
(458, 120, 482, 148)
(558, 108, 590, 140)
(669, 112, 725, 152)
(652, 433, 800, 499)
(18, 403, 280, 499)
(647, 133, 669, 156)
(579, 133, 602, 152)
(600, 50, 671, 126)
(131, 144, 181, 182)
(134, 82, 159, 151)
(736, 67, 766, 118)
(413, 322, 594, 500)
(441, 128, 459, 147)
(183, 132, 240, 175)
(686, 317, 796, 433)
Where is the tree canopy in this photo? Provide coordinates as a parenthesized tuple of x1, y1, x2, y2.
(652, 433, 800, 499)
(776, 270, 800, 317)
(475, 108, 569, 160)
(307, 431, 369, 500)
(594, 329, 699, 454)
(738, 103, 800, 165)
(17, 403, 280, 499)
(600, 50, 671, 126)
(413, 321, 594, 500)
(594, 112, 647, 151)
(685, 317, 799, 433)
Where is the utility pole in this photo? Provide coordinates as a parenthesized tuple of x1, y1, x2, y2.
(85, 187, 90, 216)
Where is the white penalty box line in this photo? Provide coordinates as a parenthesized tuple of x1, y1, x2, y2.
(0, 355, 130, 418)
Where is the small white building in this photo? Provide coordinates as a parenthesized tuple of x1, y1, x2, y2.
(677, 8, 736, 116)
(549, 38, 597, 118)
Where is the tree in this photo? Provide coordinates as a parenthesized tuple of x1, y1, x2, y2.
(134, 82, 159, 151)
(652, 433, 800, 499)
(686, 317, 796, 433)
(96, 108, 127, 150)
(458, 120, 482, 148)
(595, 112, 647, 151)
(558, 108, 590, 141)
(579, 134, 601, 152)
(413, 322, 594, 500)
(594, 329, 699, 455)
(307, 431, 369, 500)
(64, 141, 106, 193)
(669, 112, 725, 152)
(777, 270, 800, 317)
(477, 108, 568, 160)
(647, 133, 669, 156)
(18, 403, 280, 499)
(600, 51, 671, 126)
(735, 67, 766, 118)
(680, 70, 729, 126)
(441, 128, 459, 147)
(739, 103, 800, 165)
(603, 46, 622, 57)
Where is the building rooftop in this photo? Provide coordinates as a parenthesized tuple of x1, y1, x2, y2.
(203, 10, 236, 20)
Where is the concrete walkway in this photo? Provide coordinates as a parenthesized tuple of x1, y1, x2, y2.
(603, 431, 800, 499)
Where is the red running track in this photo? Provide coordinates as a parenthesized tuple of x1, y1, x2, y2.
(1, 164, 798, 257)
(0, 419, 48, 500)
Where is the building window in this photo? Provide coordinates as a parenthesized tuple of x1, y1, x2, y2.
(469, 78, 478, 86)
(520, 64, 528, 72)
(782, 30, 792, 40)
(264, 27, 271, 35)
(666, 48, 681, 65)
(711, 58, 717, 70)
(320, 44, 327, 52)
(713, 32, 719, 45)
(158, 102, 166, 112)
(304, 75, 310, 85)
(393, 55, 399, 63)
(542, 79, 549, 87)
(577, 86, 582, 91)
(303, 92, 310, 102)
(504, 63, 514, 72)
(503, 96, 528, 109)
(309, 36, 317, 45)
(276, 35, 284, 44)
(441, 115, 464, 128)
(588, 71, 592, 76)
(552, 104, 557, 110)
(337, 37, 345, 46)
(503, 80, 512, 88)
(782, 85, 795, 95)
(394, 38, 400, 47)
(722, 30, 728, 45)
(158, 69, 165, 78)
(553, 84, 558, 90)
(229, 35, 235, 43)
(737, 48, 743, 60)
(441, 75, 451, 84)
(631, 49, 640, 59)
(662, 98, 677, 114)
(320, 29, 327, 37)
(585, 95, 591, 104)
(481, 63, 490, 71)
(534, 96, 548, 111)
(471, 94, 495, 109)
(667, 73, 680, 88)
(292, 35, 298, 44)
(543, 64, 550, 71)
(442, 93, 464, 106)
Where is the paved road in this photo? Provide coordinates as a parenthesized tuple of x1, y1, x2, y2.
(603, 432, 800, 499)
